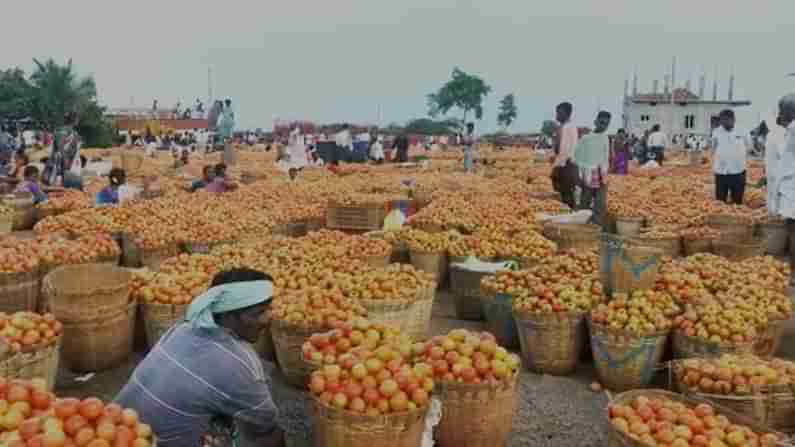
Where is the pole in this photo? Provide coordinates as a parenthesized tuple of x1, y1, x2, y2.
(207, 67, 213, 107)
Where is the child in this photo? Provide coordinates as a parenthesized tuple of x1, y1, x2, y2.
(15, 166, 48, 204)
(574, 111, 612, 227)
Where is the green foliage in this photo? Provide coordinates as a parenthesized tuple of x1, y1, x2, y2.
(0, 59, 112, 146)
(427, 68, 491, 124)
(497, 93, 518, 129)
(0, 68, 34, 122)
(403, 118, 459, 135)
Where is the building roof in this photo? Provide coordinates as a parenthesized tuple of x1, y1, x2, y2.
(629, 88, 750, 106)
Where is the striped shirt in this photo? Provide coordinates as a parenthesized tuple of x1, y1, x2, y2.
(115, 323, 278, 447)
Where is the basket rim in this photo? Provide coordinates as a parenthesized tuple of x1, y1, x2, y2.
(673, 328, 758, 349)
(587, 318, 671, 339)
(311, 394, 430, 420)
(513, 308, 587, 321)
(434, 369, 519, 392)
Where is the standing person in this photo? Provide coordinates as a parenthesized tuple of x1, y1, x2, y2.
(551, 102, 579, 209)
(47, 111, 82, 189)
(647, 124, 666, 165)
(462, 122, 477, 173)
(286, 125, 308, 171)
(195, 98, 205, 118)
(369, 135, 385, 163)
(710, 109, 750, 205)
(611, 128, 630, 175)
(115, 268, 284, 447)
(766, 97, 795, 217)
(574, 111, 611, 227)
(219, 99, 237, 166)
(335, 124, 353, 152)
(392, 133, 409, 163)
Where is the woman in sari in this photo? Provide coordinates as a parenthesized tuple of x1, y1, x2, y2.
(611, 129, 631, 175)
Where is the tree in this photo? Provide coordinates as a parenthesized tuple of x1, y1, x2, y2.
(403, 118, 459, 135)
(497, 93, 518, 130)
(29, 58, 97, 131)
(0, 68, 34, 123)
(427, 68, 491, 126)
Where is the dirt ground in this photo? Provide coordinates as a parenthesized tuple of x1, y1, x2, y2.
(52, 286, 795, 447)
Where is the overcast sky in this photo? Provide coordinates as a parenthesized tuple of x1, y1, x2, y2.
(2, 0, 794, 132)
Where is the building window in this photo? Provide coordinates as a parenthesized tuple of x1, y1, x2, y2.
(640, 115, 651, 122)
(684, 114, 695, 129)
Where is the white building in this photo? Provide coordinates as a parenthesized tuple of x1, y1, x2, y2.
(622, 74, 750, 138)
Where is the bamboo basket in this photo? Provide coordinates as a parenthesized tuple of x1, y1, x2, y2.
(359, 298, 417, 339)
(434, 373, 518, 447)
(140, 301, 189, 348)
(514, 310, 586, 376)
(4, 192, 36, 231)
(672, 330, 756, 359)
(615, 216, 644, 237)
(712, 236, 766, 262)
(630, 235, 681, 258)
(312, 398, 428, 447)
(542, 222, 600, 252)
(365, 232, 410, 264)
(0, 270, 39, 314)
(363, 252, 392, 269)
(600, 234, 661, 297)
(287, 221, 308, 237)
(43, 264, 131, 322)
(60, 301, 137, 372)
(588, 320, 668, 392)
(407, 291, 435, 340)
(410, 249, 448, 285)
(682, 236, 713, 256)
(606, 389, 782, 447)
(305, 218, 324, 233)
(671, 361, 795, 434)
(706, 214, 754, 239)
(270, 319, 321, 388)
(449, 264, 493, 321)
(755, 318, 788, 358)
(121, 233, 142, 267)
(139, 244, 180, 271)
(0, 338, 61, 391)
(0, 213, 13, 234)
(758, 220, 789, 256)
(479, 291, 519, 349)
(183, 241, 232, 255)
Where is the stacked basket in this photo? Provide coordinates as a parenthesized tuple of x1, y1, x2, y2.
(542, 222, 601, 252)
(43, 263, 136, 372)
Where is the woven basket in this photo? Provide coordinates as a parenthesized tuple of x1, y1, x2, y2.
(671, 330, 756, 359)
(270, 319, 321, 388)
(60, 301, 137, 372)
(712, 236, 766, 262)
(287, 221, 308, 237)
(359, 298, 416, 339)
(365, 231, 410, 264)
(479, 292, 519, 349)
(434, 373, 518, 447)
(682, 236, 713, 256)
(599, 234, 661, 297)
(630, 236, 682, 258)
(312, 398, 427, 447)
(139, 244, 180, 271)
(672, 362, 795, 434)
(0, 270, 39, 314)
(363, 253, 392, 269)
(140, 301, 189, 348)
(0, 338, 61, 391)
(449, 265, 492, 321)
(43, 264, 131, 322)
(410, 250, 448, 285)
(542, 222, 600, 252)
(755, 318, 788, 358)
(4, 192, 36, 231)
(305, 218, 324, 233)
(407, 292, 435, 340)
(758, 220, 789, 256)
(706, 214, 754, 239)
(0, 213, 13, 234)
(588, 320, 668, 392)
(514, 310, 586, 376)
(615, 216, 644, 237)
(120, 233, 142, 267)
(183, 241, 231, 255)
(606, 389, 782, 447)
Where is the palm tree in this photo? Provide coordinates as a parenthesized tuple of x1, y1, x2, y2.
(29, 58, 97, 130)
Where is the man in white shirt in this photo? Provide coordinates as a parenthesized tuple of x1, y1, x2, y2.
(335, 124, 352, 151)
(551, 102, 579, 209)
(767, 95, 795, 220)
(647, 124, 667, 165)
(711, 109, 750, 204)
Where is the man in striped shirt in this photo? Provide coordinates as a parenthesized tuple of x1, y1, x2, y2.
(116, 269, 284, 447)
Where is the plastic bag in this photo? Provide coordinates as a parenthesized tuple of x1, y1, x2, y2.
(421, 398, 443, 447)
(383, 209, 405, 231)
(450, 256, 517, 273)
(535, 209, 592, 224)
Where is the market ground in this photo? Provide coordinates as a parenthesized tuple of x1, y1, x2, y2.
(53, 286, 795, 447)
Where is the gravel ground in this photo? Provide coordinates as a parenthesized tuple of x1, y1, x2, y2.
(52, 284, 795, 447)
